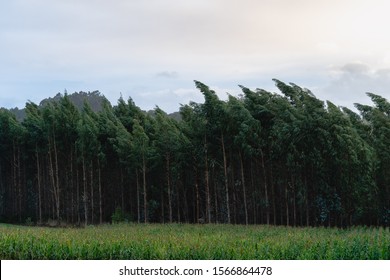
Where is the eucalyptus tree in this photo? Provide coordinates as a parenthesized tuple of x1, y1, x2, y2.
(113, 96, 157, 222)
(97, 99, 122, 223)
(172, 118, 192, 223)
(179, 102, 207, 223)
(194, 80, 230, 223)
(0, 108, 26, 222)
(57, 94, 80, 223)
(226, 95, 261, 224)
(154, 107, 182, 223)
(326, 101, 376, 226)
(356, 93, 390, 225)
(41, 102, 62, 224)
(270, 80, 328, 226)
(23, 102, 45, 224)
(77, 101, 100, 225)
(114, 96, 146, 132)
(240, 85, 277, 225)
(131, 119, 151, 223)
(111, 115, 134, 218)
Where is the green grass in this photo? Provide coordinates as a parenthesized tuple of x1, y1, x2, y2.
(0, 223, 388, 260)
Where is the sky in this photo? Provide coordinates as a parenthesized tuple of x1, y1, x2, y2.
(1, 0, 390, 113)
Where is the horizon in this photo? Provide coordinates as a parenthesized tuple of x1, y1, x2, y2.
(1, 79, 384, 115)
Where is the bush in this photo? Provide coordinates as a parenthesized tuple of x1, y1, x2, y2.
(25, 217, 34, 226)
(111, 207, 133, 223)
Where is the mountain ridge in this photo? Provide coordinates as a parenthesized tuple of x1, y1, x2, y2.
(3, 91, 181, 121)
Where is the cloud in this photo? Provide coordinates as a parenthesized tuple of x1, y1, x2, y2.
(125, 83, 243, 113)
(316, 62, 390, 109)
(127, 87, 200, 113)
(2, 0, 390, 112)
(156, 71, 178, 79)
(340, 63, 370, 76)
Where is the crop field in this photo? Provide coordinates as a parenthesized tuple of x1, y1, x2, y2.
(0, 223, 389, 260)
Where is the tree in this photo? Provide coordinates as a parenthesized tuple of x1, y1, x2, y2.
(77, 101, 99, 225)
(0, 109, 26, 222)
(132, 119, 151, 223)
(23, 102, 45, 224)
(180, 103, 206, 223)
(356, 93, 390, 225)
(42, 103, 62, 224)
(195, 81, 230, 223)
(226, 95, 261, 225)
(154, 107, 182, 223)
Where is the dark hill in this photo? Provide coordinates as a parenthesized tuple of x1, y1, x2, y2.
(5, 91, 181, 122)
(39, 90, 107, 112)
(7, 91, 109, 122)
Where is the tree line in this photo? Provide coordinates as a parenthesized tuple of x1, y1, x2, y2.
(0, 80, 389, 227)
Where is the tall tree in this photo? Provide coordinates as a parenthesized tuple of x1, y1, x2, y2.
(226, 95, 261, 225)
(42, 103, 62, 224)
(23, 102, 45, 224)
(195, 81, 230, 223)
(77, 102, 99, 225)
(154, 107, 181, 223)
(132, 119, 151, 223)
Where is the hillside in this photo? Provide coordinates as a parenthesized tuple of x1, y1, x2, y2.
(5, 91, 180, 121)
(6, 90, 108, 121)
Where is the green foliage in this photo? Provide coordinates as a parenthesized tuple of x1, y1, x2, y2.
(111, 206, 133, 224)
(0, 223, 388, 260)
(0, 80, 389, 227)
(25, 217, 34, 226)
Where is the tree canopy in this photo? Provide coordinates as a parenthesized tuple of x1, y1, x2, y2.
(0, 81, 388, 227)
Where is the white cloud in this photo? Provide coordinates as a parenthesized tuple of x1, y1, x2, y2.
(124, 87, 200, 113)
(316, 62, 390, 109)
(156, 71, 179, 79)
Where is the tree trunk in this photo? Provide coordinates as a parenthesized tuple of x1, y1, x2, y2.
(194, 163, 199, 223)
(98, 158, 102, 224)
(166, 153, 172, 223)
(176, 180, 181, 223)
(182, 171, 189, 223)
(213, 170, 219, 224)
(304, 174, 309, 227)
(269, 158, 277, 225)
(90, 161, 94, 224)
(250, 161, 256, 224)
(285, 184, 289, 226)
(12, 141, 16, 220)
(221, 133, 230, 224)
(292, 183, 297, 227)
(70, 147, 74, 224)
(136, 170, 140, 223)
(142, 154, 147, 223)
(76, 158, 81, 226)
(82, 156, 88, 226)
(120, 168, 124, 213)
(36, 145, 42, 224)
(53, 133, 60, 225)
(48, 137, 59, 224)
(204, 141, 211, 223)
(160, 184, 165, 223)
(260, 149, 269, 225)
(18, 145, 22, 222)
(231, 164, 237, 224)
(13, 140, 20, 222)
(239, 151, 248, 225)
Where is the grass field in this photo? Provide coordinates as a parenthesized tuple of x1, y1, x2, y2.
(0, 223, 388, 260)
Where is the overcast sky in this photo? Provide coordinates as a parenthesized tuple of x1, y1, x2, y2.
(1, 0, 390, 112)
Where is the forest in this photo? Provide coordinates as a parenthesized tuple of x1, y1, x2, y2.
(0, 79, 389, 227)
